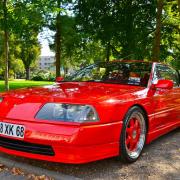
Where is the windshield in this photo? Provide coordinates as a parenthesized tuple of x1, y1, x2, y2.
(65, 62, 152, 87)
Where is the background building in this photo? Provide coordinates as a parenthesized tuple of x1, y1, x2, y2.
(39, 56, 55, 71)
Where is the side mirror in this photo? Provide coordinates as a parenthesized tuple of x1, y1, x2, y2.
(56, 76, 64, 82)
(154, 79, 173, 89)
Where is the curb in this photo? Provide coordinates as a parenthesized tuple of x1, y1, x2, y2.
(0, 154, 80, 180)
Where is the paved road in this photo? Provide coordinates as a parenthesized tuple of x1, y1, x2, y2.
(0, 128, 179, 180)
(0, 172, 25, 180)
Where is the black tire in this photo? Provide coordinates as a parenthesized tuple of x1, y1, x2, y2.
(119, 106, 147, 163)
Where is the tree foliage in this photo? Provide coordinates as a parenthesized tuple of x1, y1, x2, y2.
(161, 0, 180, 69)
(0, 0, 44, 80)
(0, 0, 179, 89)
(75, 0, 157, 60)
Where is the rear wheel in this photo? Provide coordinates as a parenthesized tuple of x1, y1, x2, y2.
(120, 106, 147, 163)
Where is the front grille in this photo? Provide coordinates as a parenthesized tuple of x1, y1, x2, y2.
(0, 136, 55, 156)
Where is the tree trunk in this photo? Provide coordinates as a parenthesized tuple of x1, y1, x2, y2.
(55, 0, 61, 77)
(25, 67, 30, 80)
(3, 0, 9, 91)
(121, 0, 135, 60)
(106, 41, 111, 62)
(64, 66, 68, 76)
(152, 0, 164, 62)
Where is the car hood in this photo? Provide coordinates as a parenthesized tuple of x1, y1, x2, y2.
(0, 82, 145, 120)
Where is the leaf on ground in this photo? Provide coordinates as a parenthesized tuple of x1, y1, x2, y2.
(0, 164, 6, 172)
(27, 174, 54, 180)
(11, 167, 24, 175)
(27, 173, 36, 179)
(0, 164, 5, 168)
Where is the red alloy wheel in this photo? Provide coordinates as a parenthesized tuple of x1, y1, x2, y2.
(126, 117, 141, 151)
(121, 109, 146, 162)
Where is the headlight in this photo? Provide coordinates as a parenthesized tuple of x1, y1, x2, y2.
(0, 97, 3, 103)
(36, 103, 99, 123)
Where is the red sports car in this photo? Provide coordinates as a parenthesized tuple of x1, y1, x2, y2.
(0, 61, 179, 164)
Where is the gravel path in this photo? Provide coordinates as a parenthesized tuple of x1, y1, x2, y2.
(0, 128, 179, 180)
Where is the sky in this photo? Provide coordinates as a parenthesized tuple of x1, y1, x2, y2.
(40, 39, 55, 56)
(39, 7, 74, 57)
(38, 28, 55, 57)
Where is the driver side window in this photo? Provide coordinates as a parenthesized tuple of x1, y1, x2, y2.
(153, 64, 179, 87)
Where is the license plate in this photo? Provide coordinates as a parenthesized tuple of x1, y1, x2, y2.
(0, 122, 25, 139)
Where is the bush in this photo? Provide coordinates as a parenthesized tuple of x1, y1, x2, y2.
(31, 75, 44, 81)
(31, 70, 55, 81)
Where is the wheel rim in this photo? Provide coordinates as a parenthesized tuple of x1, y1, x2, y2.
(125, 112, 146, 159)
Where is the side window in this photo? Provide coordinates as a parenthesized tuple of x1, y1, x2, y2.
(153, 64, 179, 87)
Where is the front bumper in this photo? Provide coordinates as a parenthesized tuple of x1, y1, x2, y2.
(0, 118, 122, 164)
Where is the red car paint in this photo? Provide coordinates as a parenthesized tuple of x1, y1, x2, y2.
(0, 61, 179, 164)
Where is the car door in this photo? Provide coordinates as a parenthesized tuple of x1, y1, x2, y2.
(173, 70, 180, 125)
(152, 64, 180, 128)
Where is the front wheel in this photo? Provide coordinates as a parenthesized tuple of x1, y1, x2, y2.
(120, 106, 147, 163)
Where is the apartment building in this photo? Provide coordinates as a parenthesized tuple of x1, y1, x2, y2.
(39, 56, 55, 71)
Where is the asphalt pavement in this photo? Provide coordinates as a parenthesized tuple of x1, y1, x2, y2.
(0, 172, 25, 180)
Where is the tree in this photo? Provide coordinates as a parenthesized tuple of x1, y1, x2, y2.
(48, 14, 107, 74)
(75, 0, 116, 61)
(47, 0, 73, 77)
(160, 0, 180, 68)
(0, 0, 44, 82)
(20, 38, 40, 80)
(38, 0, 73, 77)
(75, 0, 156, 61)
(55, 0, 62, 77)
(11, 0, 44, 79)
(20, 43, 39, 80)
(2, 0, 9, 91)
(152, 0, 164, 61)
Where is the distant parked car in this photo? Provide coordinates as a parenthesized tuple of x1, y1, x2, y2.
(0, 60, 179, 164)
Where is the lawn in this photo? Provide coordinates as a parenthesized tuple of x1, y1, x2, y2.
(0, 80, 54, 92)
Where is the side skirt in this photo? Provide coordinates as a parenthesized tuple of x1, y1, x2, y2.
(146, 122, 180, 144)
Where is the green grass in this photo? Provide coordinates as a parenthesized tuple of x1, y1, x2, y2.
(0, 80, 54, 92)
